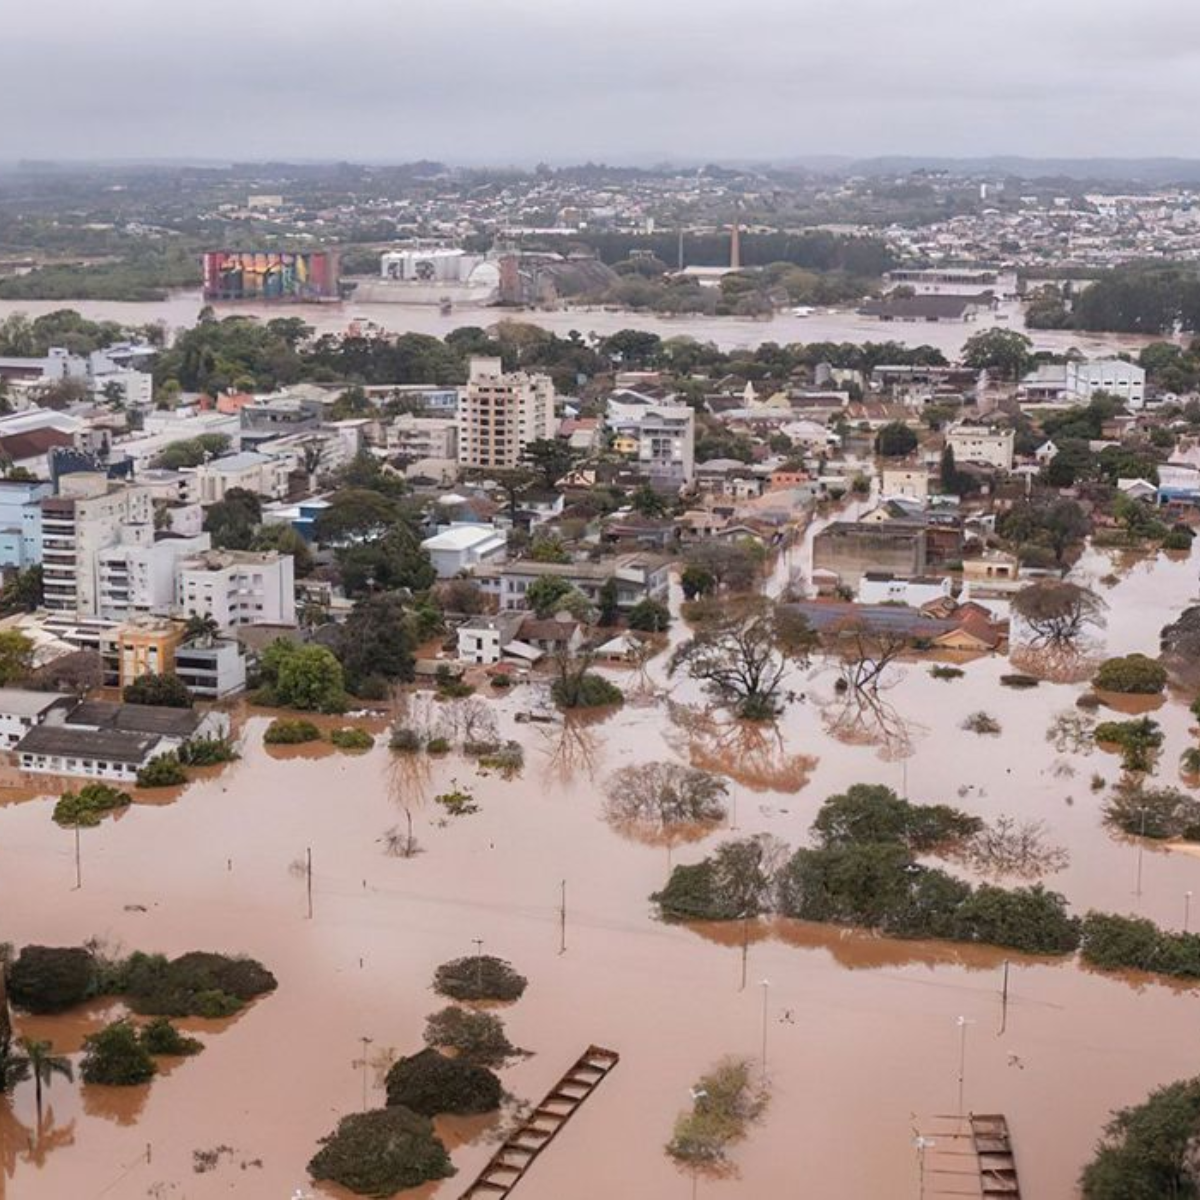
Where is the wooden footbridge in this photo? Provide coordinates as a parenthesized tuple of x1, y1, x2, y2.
(916, 1113, 1021, 1198)
(458, 1045, 619, 1199)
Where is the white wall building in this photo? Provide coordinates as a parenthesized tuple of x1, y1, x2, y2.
(97, 530, 213, 621)
(858, 573, 952, 607)
(457, 357, 556, 470)
(421, 524, 508, 578)
(40, 477, 154, 616)
(945, 424, 1015, 471)
(176, 549, 296, 630)
(181, 451, 292, 505)
(636, 406, 695, 485)
(1021, 359, 1147, 408)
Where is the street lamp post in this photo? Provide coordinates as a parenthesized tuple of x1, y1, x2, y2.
(760, 979, 770, 1079)
(955, 1016, 974, 1115)
(914, 1135, 935, 1200)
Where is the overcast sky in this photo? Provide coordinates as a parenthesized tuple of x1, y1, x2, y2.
(3, 0, 1199, 164)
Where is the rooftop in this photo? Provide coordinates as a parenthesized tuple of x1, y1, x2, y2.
(16, 723, 161, 764)
(68, 700, 205, 738)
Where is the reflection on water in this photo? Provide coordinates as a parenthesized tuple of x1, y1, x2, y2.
(7, 540, 1200, 1198)
(81, 1083, 149, 1127)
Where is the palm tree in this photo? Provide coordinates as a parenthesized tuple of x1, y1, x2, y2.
(13, 1038, 73, 1126)
(183, 613, 221, 647)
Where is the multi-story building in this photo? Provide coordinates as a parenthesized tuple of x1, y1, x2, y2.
(40, 476, 153, 615)
(945, 424, 1015, 472)
(96, 529, 212, 621)
(636, 406, 695, 485)
(457, 357, 555, 470)
(387, 414, 459, 462)
(176, 549, 296, 631)
(180, 450, 292, 505)
(0, 478, 52, 570)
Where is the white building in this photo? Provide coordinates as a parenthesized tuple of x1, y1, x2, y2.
(858, 573, 952, 608)
(1021, 359, 1147, 409)
(421, 524, 508, 578)
(173, 639, 248, 698)
(880, 465, 930, 501)
(636, 407, 695, 485)
(0, 689, 75, 750)
(457, 357, 556, 470)
(180, 450, 292, 505)
(946, 424, 1015, 471)
(96, 530, 213, 621)
(176, 549, 296, 631)
(40, 476, 154, 616)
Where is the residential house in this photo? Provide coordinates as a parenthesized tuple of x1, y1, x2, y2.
(421, 524, 509, 578)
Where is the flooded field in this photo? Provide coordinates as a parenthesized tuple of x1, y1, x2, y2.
(0, 291, 1167, 359)
(3, 542, 1200, 1199)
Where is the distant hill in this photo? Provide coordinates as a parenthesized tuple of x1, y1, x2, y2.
(820, 156, 1200, 185)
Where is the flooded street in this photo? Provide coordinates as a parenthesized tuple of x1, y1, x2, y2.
(3, 542, 1200, 1198)
(0, 291, 1167, 358)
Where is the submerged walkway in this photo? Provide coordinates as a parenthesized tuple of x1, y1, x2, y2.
(458, 1045, 620, 1198)
(917, 1113, 1021, 1198)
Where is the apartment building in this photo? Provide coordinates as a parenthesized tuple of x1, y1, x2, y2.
(636, 406, 695, 485)
(96, 529, 213, 621)
(40, 476, 153, 615)
(0, 478, 52, 570)
(176, 549, 296, 630)
(945, 424, 1015, 471)
(475, 553, 670, 612)
(388, 414, 459, 462)
(457, 356, 555, 470)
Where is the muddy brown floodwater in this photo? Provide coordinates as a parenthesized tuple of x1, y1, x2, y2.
(4, 542, 1200, 1200)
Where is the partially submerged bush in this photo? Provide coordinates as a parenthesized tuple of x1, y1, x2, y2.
(178, 736, 240, 766)
(1094, 654, 1168, 695)
(308, 1107, 454, 1197)
(81, 1020, 156, 1085)
(473, 740, 524, 776)
(434, 785, 478, 816)
(551, 672, 624, 710)
(1080, 912, 1200, 979)
(652, 836, 786, 922)
(389, 726, 422, 753)
(1080, 1077, 1200, 1198)
(1000, 674, 1039, 689)
(138, 1017, 203, 1057)
(120, 951, 277, 1018)
(1094, 718, 1164, 773)
(384, 1048, 502, 1116)
(667, 1057, 768, 1166)
(136, 751, 187, 788)
(264, 718, 322, 745)
(6, 945, 97, 1013)
(930, 665, 964, 681)
(811, 784, 981, 853)
(422, 1006, 519, 1068)
(426, 736, 451, 755)
(962, 711, 1002, 735)
(330, 727, 375, 751)
(52, 783, 131, 828)
(1104, 783, 1200, 840)
(433, 955, 527, 1003)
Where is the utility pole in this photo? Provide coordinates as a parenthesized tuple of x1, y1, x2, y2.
(956, 1016, 974, 1115)
(1135, 808, 1147, 898)
(73, 823, 82, 890)
(306, 847, 313, 919)
(359, 1036, 372, 1111)
(559, 880, 567, 955)
(999, 960, 1010, 1035)
(473, 938, 484, 992)
(760, 979, 770, 1080)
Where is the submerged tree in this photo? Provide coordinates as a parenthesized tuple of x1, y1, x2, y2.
(1011, 581, 1107, 648)
(603, 762, 728, 844)
(669, 598, 815, 720)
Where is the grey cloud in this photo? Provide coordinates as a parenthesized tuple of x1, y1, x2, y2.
(1, 0, 1198, 162)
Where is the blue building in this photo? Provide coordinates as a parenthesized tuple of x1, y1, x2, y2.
(0, 478, 53, 570)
